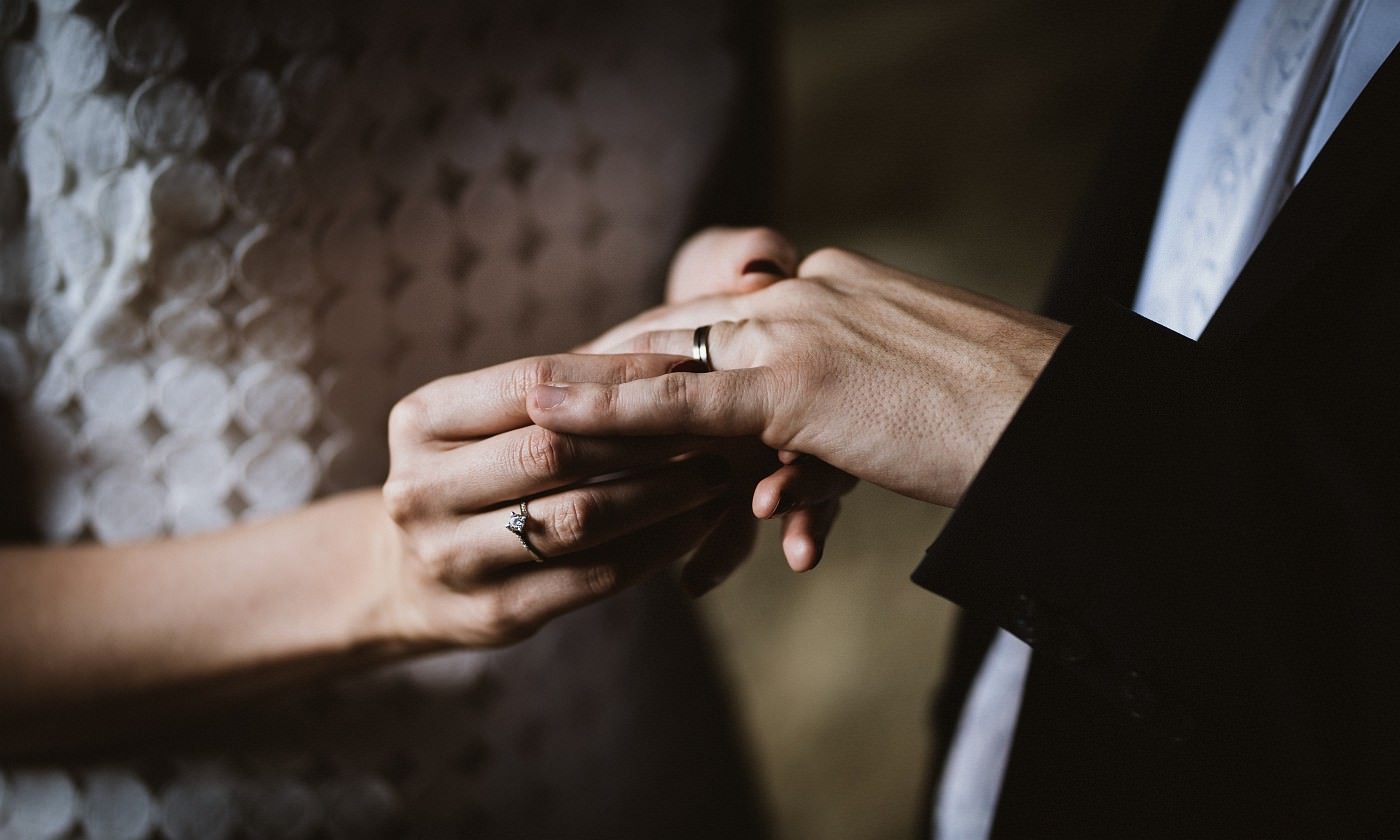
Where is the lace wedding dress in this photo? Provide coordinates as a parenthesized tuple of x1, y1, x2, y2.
(0, 0, 766, 836)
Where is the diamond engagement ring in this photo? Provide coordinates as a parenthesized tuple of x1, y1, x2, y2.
(691, 324, 713, 371)
(506, 500, 547, 562)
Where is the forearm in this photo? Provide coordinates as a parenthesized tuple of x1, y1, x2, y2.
(915, 301, 1399, 808)
(0, 489, 423, 756)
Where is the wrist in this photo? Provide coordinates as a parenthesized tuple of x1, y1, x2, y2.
(355, 489, 447, 656)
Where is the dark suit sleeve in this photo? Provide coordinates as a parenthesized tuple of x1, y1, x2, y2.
(912, 292, 1400, 831)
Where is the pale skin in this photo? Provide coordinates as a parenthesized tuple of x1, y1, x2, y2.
(0, 228, 847, 758)
(531, 240, 1072, 530)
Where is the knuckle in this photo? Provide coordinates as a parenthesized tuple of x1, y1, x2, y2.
(518, 426, 566, 480)
(797, 246, 851, 277)
(619, 353, 654, 384)
(387, 392, 431, 442)
(475, 592, 533, 643)
(550, 491, 598, 547)
(594, 379, 621, 419)
(660, 369, 692, 407)
(581, 562, 624, 599)
(633, 331, 672, 355)
(506, 356, 559, 404)
(381, 475, 425, 523)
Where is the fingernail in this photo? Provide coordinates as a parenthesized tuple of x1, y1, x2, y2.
(742, 259, 785, 277)
(695, 456, 731, 489)
(669, 358, 708, 374)
(533, 384, 569, 409)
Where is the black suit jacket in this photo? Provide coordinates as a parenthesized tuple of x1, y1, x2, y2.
(913, 2, 1400, 836)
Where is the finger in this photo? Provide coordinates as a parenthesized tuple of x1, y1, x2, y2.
(479, 454, 733, 568)
(751, 458, 858, 519)
(392, 353, 684, 442)
(397, 428, 714, 514)
(679, 505, 759, 597)
(582, 296, 747, 354)
(781, 498, 840, 573)
(666, 227, 798, 303)
(528, 364, 773, 442)
(487, 497, 730, 635)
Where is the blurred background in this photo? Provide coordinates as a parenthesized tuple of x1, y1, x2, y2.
(698, 1, 1171, 837)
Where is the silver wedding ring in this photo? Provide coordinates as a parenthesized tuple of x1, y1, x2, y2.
(506, 500, 547, 562)
(691, 324, 713, 371)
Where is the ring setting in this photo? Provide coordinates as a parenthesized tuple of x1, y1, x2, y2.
(506, 500, 547, 562)
(691, 324, 713, 371)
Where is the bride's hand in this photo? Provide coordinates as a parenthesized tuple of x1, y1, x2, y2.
(380, 353, 735, 647)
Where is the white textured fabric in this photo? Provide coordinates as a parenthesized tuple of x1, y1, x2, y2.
(935, 2, 1400, 837)
(0, 1, 755, 837)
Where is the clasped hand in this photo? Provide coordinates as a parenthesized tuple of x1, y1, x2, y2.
(379, 229, 858, 650)
(380, 229, 1068, 647)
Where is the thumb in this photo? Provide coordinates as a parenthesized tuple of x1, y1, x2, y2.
(666, 226, 798, 303)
